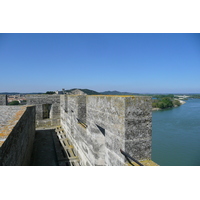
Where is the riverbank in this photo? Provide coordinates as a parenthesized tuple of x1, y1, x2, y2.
(178, 100, 186, 105)
(152, 107, 161, 111)
(152, 99, 186, 111)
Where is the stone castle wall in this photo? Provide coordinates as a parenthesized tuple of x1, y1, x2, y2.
(0, 94, 152, 166)
(26, 95, 60, 128)
(0, 95, 7, 105)
(0, 106, 35, 165)
(60, 95, 152, 166)
(60, 95, 106, 165)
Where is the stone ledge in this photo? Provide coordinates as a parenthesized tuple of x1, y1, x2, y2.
(0, 106, 27, 147)
(125, 159, 159, 166)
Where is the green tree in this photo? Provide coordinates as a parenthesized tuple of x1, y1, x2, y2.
(9, 101, 20, 105)
(162, 97, 173, 108)
(46, 91, 55, 94)
(173, 100, 181, 107)
(157, 102, 165, 109)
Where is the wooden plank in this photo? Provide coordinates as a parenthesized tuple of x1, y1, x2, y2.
(54, 126, 81, 166)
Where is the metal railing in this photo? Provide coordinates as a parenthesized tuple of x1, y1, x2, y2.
(120, 149, 144, 166)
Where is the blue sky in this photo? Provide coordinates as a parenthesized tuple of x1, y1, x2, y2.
(0, 33, 200, 93)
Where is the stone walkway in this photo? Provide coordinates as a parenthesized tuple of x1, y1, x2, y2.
(30, 127, 80, 166)
(30, 128, 59, 166)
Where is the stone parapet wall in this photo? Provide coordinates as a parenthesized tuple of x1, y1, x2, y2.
(0, 106, 36, 166)
(26, 94, 60, 128)
(86, 96, 125, 165)
(60, 95, 105, 166)
(0, 93, 154, 166)
(60, 95, 152, 166)
(0, 95, 7, 105)
(0, 106, 25, 142)
(124, 97, 152, 160)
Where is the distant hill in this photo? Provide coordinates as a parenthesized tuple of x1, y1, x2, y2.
(0, 92, 20, 95)
(80, 89, 100, 95)
(66, 89, 139, 96)
(64, 89, 140, 96)
(0, 89, 144, 96)
(101, 90, 139, 95)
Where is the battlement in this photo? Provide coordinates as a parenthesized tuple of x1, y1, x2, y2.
(60, 94, 152, 165)
(0, 94, 155, 166)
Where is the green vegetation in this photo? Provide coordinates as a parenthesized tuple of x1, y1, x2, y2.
(80, 89, 100, 95)
(152, 95, 182, 109)
(153, 94, 174, 99)
(189, 94, 200, 99)
(152, 97, 173, 109)
(173, 99, 181, 106)
(46, 91, 56, 94)
(9, 101, 20, 105)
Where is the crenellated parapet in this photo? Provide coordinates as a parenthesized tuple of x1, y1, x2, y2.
(60, 95, 153, 166)
(0, 94, 155, 166)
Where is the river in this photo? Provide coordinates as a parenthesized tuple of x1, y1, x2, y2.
(152, 99, 200, 166)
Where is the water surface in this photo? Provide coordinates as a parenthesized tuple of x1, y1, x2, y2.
(152, 99, 200, 166)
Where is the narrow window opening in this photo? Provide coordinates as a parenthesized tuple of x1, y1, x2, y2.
(43, 104, 52, 119)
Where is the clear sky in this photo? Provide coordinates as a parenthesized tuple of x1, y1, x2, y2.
(0, 33, 200, 93)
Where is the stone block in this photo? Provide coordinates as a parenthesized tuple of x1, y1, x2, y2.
(0, 95, 7, 105)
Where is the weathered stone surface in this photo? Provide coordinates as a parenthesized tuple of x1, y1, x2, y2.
(124, 96, 152, 160)
(60, 95, 105, 165)
(105, 148, 124, 166)
(0, 95, 7, 105)
(0, 106, 35, 165)
(60, 95, 68, 112)
(86, 96, 125, 138)
(125, 138, 152, 160)
(0, 94, 153, 166)
(26, 94, 60, 128)
(60, 95, 152, 166)
(0, 106, 23, 135)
